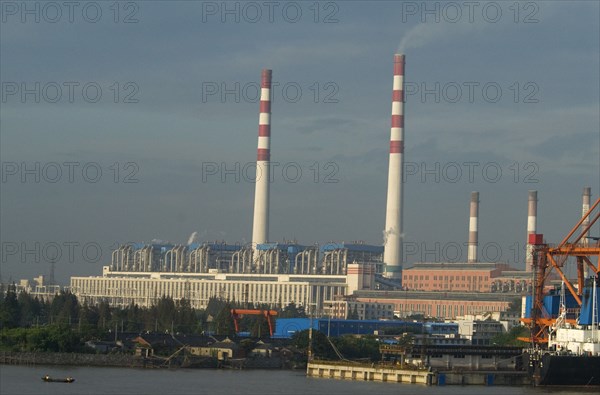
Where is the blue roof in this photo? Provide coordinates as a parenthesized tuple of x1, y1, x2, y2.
(256, 243, 310, 251)
(204, 243, 241, 252)
(320, 243, 383, 253)
(132, 243, 175, 251)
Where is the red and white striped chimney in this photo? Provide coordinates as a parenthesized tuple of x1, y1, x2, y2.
(526, 190, 537, 272)
(582, 187, 591, 247)
(467, 191, 479, 263)
(252, 69, 272, 247)
(383, 54, 405, 279)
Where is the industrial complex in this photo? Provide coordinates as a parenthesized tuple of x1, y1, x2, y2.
(62, 54, 594, 323)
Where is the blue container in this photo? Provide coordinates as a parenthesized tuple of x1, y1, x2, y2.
(438, 373, 446, 386)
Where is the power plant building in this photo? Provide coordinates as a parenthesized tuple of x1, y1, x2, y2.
(71, 243, 382, 314)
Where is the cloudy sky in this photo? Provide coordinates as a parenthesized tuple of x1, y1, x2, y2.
(1, 1, 599, 283)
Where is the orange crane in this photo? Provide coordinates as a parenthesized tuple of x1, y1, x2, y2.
(520, 198, 600, 344)
(230, 309, 278, 337)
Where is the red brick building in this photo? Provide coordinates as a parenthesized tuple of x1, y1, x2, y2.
(401, 263, 510, 292)
(354, 290, 515, 319)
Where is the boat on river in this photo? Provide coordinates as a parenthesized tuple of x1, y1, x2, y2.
(42, 375, 75, 383)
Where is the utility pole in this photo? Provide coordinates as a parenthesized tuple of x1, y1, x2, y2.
(308, 303, 314, 363)
(327, 303, 332, 338)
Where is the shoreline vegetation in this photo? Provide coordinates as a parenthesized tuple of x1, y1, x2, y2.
(0, 351, 305, 370)
(0, 351, 146, 368)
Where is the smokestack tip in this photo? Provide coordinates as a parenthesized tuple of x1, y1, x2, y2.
(261, 69, 272, 87)
(584, 186, 591, 195)
(528, 190, 538, 199)
(393, 54, 405, 75)
(471, 191, 479, 202)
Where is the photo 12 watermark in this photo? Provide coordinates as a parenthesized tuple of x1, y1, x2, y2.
(201, 81, 339, 104)
(200, 1, 339, 23)
(1, 82, 140, 104)
(403, 240, 532, 265)
(2, 241, 104, 264)
(400, 1, 540, 24)
(201, 161, 340, 183)
(1, 161, 140, 184)
(404, 81, 540, 104)
(0, 1, 140, 23)
(404, 161, 539, 184)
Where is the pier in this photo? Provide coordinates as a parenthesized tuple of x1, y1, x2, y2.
(306, 361, 531, 386)
(306, 361, 432, 384)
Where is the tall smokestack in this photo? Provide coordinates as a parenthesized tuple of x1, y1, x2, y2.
(383, 54, 405, 280)
(526, 190, 538, 271)
(467, 191, 479, 263)
(252, 69, 272, 247)
(582, 187, 591, 247)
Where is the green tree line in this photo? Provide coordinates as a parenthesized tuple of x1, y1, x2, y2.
(0, 284, 309, 351)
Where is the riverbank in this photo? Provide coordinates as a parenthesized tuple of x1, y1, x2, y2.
(0, 351, 147, 368)
(0, 351, 298, 370)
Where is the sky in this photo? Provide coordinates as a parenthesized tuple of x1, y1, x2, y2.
(1, 1, 599, 284)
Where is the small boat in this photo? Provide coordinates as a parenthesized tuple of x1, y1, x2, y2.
(42, 375, 75, 383)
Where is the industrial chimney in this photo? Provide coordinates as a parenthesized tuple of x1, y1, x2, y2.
(582, 187, 591, 247)
(467, 191, 479, 263)
(252, 69, 272, 247)
(383, 54, 405, 280)
(526, 190, 538, 272)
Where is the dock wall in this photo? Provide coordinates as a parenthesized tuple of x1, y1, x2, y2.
(306, 361, 432, 384)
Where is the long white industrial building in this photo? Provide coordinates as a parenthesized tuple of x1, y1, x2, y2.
(70, 263, 372, 314)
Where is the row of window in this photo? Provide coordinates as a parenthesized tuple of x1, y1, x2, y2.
(405, 275, 489, 281)
(74, 279, 344, 309)
(396, 302, 503, 317)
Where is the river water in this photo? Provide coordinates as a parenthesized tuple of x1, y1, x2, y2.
(0, 365, 595, 395)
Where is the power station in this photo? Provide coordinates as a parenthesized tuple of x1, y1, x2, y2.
(69, 55, 594, 318)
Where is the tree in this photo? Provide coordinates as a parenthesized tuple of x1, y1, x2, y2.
(333, 335, 381, 361)
(206, 297, 227, 318)
(97, 300, 111, 329)
(17, 292, 41, 327)
(491, 325, 529, 346)
(50, 291, 79, 325)
(156, 296, 176, 332)
(291, 329, 336, 360)
(250, 314, 271, 338)
(175, 298, 198, 333)
(280, 302, 307, 318)
(347, 305, 359, 320)
(0, 283, 20, 329)
(125, 302, 141, 332)
(78, 302, 100, 335)
(215, 303, 235, 337)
